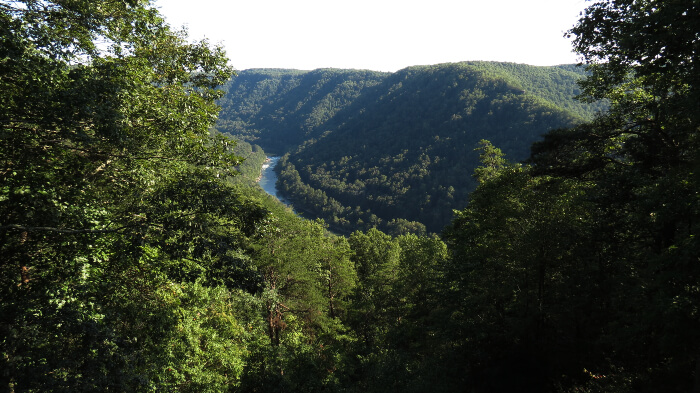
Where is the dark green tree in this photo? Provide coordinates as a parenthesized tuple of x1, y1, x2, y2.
(525, 0, 700, 390)
(441, 4, 700, 386)
(444, 145, 607, 391)
(0, 1, 267, 390)
(347, 229, 401, 350)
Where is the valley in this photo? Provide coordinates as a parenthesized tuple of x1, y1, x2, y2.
(257, 156, 289, 205)
(5, 1, 697, 390)
(216, 61, 607, 234)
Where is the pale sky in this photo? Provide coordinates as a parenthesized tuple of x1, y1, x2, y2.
(155, 0, 589, 72)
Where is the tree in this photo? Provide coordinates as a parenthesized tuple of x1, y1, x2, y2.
(379, 234, 451, 393)
(437, 1, 699, 389)
(347, 229, 400, 349)
(442, 144, 603, 391)
(0, 1, 265, 390)
(473, 139, 508, 183)
(525, 0, 700, 391)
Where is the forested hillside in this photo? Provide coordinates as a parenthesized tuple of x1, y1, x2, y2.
(3, 0, 698, 392)
(216, 68, 388, 153)
(217, 62, 607, 233)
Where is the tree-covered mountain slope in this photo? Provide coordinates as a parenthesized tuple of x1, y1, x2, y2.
(217, 68, 389, 153)
(217, 62, 606, 233)
(6, 0, 698, 391)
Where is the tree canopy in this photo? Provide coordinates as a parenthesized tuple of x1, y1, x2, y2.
(0, 0, 258, 389)
(2, 0, 698, 391)
(441, 0, 700, 390)
(217, 63, 606, 234)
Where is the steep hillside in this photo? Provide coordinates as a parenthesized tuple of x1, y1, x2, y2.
(217, 68, 388, 153)
(216, 62, 606, 233)
(463, 62, 603, 119)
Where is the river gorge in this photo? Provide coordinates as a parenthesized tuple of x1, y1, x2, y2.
(258, 156, 291, 206)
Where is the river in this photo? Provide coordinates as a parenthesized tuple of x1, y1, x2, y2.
(258, 156, 292, 206)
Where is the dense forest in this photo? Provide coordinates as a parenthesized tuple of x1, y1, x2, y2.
(1, 0, 698, 392)
(216, 68, 389, 154)
(217, 62, 608, 234)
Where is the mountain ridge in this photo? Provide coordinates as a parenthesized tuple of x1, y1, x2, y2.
(216, 61, 607, 233)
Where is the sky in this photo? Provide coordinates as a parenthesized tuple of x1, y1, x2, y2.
(155, 0, 589, 73)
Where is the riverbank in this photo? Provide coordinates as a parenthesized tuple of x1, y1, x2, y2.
(256, 157, 272, 182)
(257, 156, 291, 207)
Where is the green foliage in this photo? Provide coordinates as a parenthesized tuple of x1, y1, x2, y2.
(3, 0, 697, 391)
(0, 1, 265, 390)
(443, 158, 604, 391)
(154, 283, 250, 392)
(227, 138, 268, 185)
(217, 68, 388, 153)
(437, 1, 700, 391)
(347, 229, 401, 349)
(224, 62, 604, 233)
(473, 139, 508, 182)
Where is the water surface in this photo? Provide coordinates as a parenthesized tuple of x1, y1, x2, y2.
(258, 156, 291, 206)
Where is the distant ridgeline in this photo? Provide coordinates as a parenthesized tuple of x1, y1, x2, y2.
(216, 62, 606, 234)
